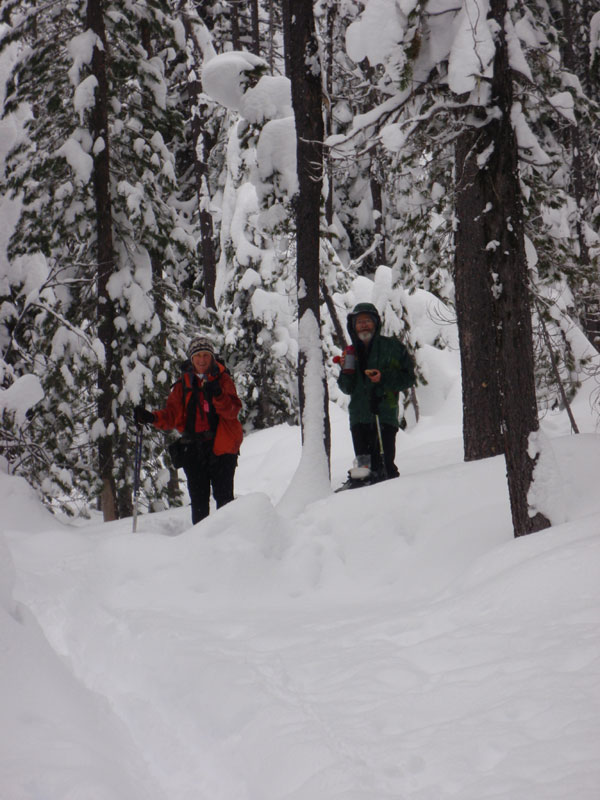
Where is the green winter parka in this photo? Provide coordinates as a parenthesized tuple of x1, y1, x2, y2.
(337, 302, 415, 429)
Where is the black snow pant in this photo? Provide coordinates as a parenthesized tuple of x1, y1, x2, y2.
(351, 422, 399, 479)
(183, 440, 238, 524)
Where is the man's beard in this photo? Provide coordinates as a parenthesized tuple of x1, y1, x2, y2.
(357, 331, 373, 343)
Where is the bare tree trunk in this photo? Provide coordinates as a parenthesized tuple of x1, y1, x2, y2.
(370, 172, 386, 266)
(267, 0, 276, 72)
(320, 280, 346, 350)
(324, 3, 335, 229)
(87, 0, 119, 520)
(487, 0, 550, 536)
(284, 0, 330, 462)
(281, 0, 292, 78)
(249, 0, 260, 55)
(181, 7, 218, 308)
(454, 127, 504, 461)
(230, 0, 241, 50)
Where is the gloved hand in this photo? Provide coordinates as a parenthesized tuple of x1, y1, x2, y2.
(202, 376, 222, 399)
(134, 405, 155, 426)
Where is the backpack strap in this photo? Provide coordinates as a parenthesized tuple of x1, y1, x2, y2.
(181, 372, 218, 438)
(183, 375, 200, 438)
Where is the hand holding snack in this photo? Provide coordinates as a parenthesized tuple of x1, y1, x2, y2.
(365, 369, 381, 383)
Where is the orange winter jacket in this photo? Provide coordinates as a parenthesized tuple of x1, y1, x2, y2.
(152, 364, 243, 456)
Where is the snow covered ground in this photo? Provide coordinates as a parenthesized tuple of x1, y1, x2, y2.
(2, 381, 600, 799)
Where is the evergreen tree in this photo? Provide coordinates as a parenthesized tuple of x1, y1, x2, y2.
(201, 49, 299, 428)
(334, 0, 559, 535)
(0, 0, 195, 517)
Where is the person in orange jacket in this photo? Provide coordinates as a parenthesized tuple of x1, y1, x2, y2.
(134, 336, 243, 524)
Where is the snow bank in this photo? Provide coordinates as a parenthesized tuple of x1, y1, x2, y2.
(2, 334, 600, 800)
(3, 426, 600, 799)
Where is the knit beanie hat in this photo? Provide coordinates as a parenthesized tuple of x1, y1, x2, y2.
(188, 336, 215, 360)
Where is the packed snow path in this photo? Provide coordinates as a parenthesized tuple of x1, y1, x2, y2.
(3, 422, 600, 800)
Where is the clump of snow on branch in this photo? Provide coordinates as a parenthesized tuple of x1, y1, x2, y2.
(55, 132, 94, 184)
(201, 51, 267, 112)
(66, 30, 98, 86)
(548, 92, 576, 125)
(5, 252, 49, 302)
(505, 14, 533, 82)
(256, 118, 297, 199)
(73, 75, 98, 123)
(448, 0, 495, 95)
(345, 0, 415, 70)
(0, 375, 44, 426)
(511, 103, 551, 165)
(241, 76, 292, 124)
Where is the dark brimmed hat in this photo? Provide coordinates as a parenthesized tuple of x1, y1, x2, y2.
(188, 336, 215, 359)
(346, 302, 381, 338)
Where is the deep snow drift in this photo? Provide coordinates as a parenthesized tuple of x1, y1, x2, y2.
(2, 381, 600, 799)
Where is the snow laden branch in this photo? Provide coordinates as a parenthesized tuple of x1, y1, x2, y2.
(0, 375, 43, 428)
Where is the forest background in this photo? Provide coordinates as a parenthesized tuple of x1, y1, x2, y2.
(0, 0, 599, 536)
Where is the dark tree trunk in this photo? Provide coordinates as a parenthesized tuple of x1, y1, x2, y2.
(320, 280, 346, 350)
(87, 0, 119, 520)
(281, 0, 292, 78)
(230, 0, 241, 50)
(249, 0, 260, 55)
(454, 126, 504, 460)
(487, 0, 550, 536)
(267, 0, 276, 71)
(284, 0, 330, 461)
(181, 8, 218, 309)
(324, 3, 335, 229)
(370, 173, 386, 267)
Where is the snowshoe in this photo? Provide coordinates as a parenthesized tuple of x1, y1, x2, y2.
(334, 466, 376, 492)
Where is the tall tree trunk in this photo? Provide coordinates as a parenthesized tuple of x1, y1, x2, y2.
(324, 2, 335, 229)
(181, 6, 218, 309)
(370, 171, 386, 267)
(87, 0, 119, 520)
(454, 126, 504, 460)
(487, 0, 550, 536)
(230, 0, 241, 50)
(285, 0, 330, 461)
(267, 0, 276, 72)
(249, 0, 260, 55)
(281, 0, 292, 79)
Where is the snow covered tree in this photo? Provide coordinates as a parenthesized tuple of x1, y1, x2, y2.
(201, 50, 300, 429)
(176, 2, 230, 310)
(546, 2, 600, 347)
(274, 0, 331, 512)
(334, 0, 558, 535)
(285, 0, 330, 456)
(0, 0, 196, 517)
(472, 0, 550, 534)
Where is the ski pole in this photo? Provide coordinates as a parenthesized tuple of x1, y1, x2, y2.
(374, 413, 388, 480)
(132, 422, 143, 533)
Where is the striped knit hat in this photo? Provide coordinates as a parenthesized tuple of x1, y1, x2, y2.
(188, 336, 215, 359)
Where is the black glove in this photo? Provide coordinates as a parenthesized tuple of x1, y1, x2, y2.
(202, 377, 222, 399)
(134, 405, 155, 426)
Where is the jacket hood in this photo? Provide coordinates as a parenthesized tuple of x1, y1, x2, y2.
(346, 302, 381, 342)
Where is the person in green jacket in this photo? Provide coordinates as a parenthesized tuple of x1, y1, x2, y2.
(337, 302, 415, 482)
